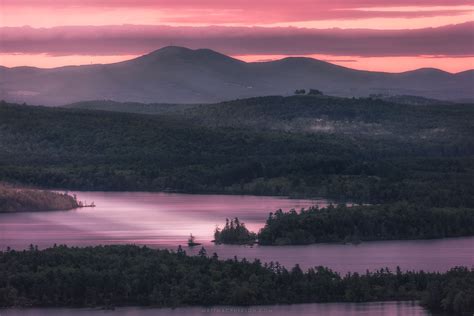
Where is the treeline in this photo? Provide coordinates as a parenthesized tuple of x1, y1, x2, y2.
(0, 183, 79, 213)
(65, 100, 196, 115)
(0, 245, 472, 315)
(0, 99, 473, 207)
(214, 218, 257, 244)
(258, 204, 474, 245)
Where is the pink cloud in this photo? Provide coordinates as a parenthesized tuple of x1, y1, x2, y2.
(4, 0, 472, 9)
(2, 1, 473, 25)
(1, 23, 472, 57)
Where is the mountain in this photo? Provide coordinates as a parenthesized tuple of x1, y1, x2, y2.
(1, 46, 473, 105)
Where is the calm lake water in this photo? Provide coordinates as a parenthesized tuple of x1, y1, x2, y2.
(0, 192, 473, 274)
(0, 301, 430, 316)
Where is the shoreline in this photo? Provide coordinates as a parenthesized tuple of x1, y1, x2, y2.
(0, 300, 428, 313)
(0, 245, 470, 314)
(0, 185, 82, 213)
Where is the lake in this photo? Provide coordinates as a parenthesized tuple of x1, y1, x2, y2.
(0, 301, 430, 316)
(0, 191, 472, 274)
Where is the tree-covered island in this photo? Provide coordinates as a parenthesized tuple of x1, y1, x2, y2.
(214, 218, 257, 244)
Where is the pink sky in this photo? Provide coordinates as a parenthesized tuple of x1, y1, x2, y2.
(0, 0, 473, 72)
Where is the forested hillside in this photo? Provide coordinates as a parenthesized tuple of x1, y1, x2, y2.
(65, 100, 196, 115)
(67, 95, 474, 145)
(180, 95, 474, 139)
(1, 97, 473, 207)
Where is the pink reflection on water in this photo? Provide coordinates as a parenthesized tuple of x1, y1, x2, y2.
(0, 192, 324, 248)
(0, 301, 430, 316)
(1, 192, 472, 274)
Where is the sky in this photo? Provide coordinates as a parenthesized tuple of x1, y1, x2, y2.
(0, 0, 473, 72)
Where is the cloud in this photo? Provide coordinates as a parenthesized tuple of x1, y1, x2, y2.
(2, 1, 473, 25)
(1, 23, 473, 58)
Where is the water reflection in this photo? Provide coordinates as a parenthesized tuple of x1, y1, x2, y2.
(0, 192, 472, 274)
(0, 301, 431, 316)
(0, 192, 324, 248)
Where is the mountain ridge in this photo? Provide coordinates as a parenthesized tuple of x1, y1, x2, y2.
(1, 46, 472, 105)
(3, 47, 469, 75)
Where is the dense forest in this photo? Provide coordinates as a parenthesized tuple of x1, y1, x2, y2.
(257, 204, 474, 245)
(1, 98, 473, 208)
(214, 218, 257, 244)
(67, 95, 474, 140)
(65, 100, 196, 115)
(0, 245, 472, 315)
(0, 183, 79, 213)
(179, 95, 474, 138)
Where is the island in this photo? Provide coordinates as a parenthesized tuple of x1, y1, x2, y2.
(0, 183, 82, 213)
(187, 234, 202, 247)
(214, 218, 257, 245)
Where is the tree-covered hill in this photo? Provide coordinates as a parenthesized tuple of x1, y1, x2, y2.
(180, 95, 474, 140)
(1, 98, 473, 207)
(66, 95, 474, 146)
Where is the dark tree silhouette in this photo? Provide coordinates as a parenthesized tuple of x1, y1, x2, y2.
(214, 217, 257, 244)
(0, 245, 472, 315)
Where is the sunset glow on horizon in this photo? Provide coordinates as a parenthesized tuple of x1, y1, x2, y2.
(2, 53, 473, 74)
(0, 0, 473, 72)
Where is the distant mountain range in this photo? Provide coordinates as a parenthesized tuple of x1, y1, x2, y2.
(1, 46, 473, 105)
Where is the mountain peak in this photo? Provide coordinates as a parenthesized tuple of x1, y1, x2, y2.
(153, 46, 193, 54)
(403, 67, 450, 76)
(3, 46, 472, 105)
(140, 46, 194, 59)
(130, 46, 244, 65)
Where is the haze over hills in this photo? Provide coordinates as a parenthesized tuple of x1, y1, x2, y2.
(1, 46, 473, 106)
(65, 95, 474, 141)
